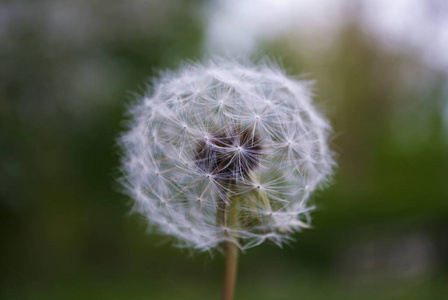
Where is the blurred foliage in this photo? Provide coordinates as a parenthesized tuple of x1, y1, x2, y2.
(1, 1, 448, 299)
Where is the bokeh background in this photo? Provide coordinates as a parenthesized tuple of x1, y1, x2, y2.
(1, 0, 448, 299)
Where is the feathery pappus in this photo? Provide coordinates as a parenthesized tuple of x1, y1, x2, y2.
(119, 58, 334, 251)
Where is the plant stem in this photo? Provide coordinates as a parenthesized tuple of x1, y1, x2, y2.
(221, 184, 239, 300)
(222, 241, 238, 300)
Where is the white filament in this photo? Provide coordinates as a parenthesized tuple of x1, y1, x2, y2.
(119, 58, 334, 251)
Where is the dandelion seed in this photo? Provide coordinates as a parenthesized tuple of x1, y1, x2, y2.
(119, 57, 334, 251)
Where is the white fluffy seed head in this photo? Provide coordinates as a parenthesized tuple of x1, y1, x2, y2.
(119, 58, 334, 252)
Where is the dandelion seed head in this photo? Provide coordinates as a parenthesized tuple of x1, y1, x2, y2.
(119, 58, 334, 251)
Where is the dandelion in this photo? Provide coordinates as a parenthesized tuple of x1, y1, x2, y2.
(119, 58, 334, 300)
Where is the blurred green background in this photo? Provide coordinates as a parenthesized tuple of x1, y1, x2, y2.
(1, 1, 447, 299)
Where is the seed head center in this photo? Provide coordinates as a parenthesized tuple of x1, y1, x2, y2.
(194, 126, 261, 179)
